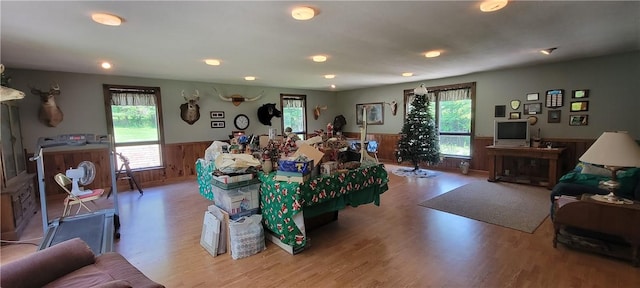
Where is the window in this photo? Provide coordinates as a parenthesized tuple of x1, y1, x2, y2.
(280, 94, 307, 139)
(404, 82, 475, 157)
(103, 84, 165, 170)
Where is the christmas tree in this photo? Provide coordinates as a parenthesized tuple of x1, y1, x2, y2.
(396, 92, 441, 170)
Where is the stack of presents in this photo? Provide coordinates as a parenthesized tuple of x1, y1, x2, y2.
(196, 127, 378, 259)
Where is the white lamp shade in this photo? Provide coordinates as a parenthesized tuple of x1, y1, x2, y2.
(579, 131, 640, 168)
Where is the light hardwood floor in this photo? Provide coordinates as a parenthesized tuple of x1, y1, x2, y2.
(2, 164, 639, 287)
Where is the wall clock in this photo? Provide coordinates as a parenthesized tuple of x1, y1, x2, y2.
(234, 114, 250, 130)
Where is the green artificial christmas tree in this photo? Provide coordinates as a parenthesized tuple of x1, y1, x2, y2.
(396, 91, 441, 171)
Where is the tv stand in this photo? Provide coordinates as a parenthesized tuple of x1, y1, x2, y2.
(486, 145, 566, 189)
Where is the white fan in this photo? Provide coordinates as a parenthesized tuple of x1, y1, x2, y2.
(66, 161, 96, 196)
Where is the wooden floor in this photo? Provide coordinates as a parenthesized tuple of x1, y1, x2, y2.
(2, 164, 639, 287)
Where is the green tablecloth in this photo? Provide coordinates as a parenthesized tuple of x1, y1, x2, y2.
(258, 164, 389, 249)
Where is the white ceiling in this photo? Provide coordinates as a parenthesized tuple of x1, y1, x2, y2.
(1, 1, 639, 91)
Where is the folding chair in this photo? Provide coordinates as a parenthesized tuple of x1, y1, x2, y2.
(54, 173, 104, 216)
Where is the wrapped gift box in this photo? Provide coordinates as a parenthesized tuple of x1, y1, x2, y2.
(278, 159, 314, 174)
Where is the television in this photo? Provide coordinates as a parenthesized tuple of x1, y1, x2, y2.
(494, 119, 530, 147)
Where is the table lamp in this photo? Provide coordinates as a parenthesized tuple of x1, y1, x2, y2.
(579, 131, 640, 203)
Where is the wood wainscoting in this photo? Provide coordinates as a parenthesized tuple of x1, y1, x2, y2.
(341, 132, 595, 175)
(26, 141, 211, 196)
(26, 135, 597, 196)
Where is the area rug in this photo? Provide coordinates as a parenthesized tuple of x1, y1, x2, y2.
(391, 168, 439, 178)
(419, 181, 550, 233)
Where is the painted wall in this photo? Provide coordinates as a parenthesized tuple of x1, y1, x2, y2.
(6, 50, 639, 153)
(336, 51, 640, 139)
(6, 70, 337, 151)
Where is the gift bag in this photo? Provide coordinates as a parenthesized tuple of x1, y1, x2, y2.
(229, 214, 265, 259)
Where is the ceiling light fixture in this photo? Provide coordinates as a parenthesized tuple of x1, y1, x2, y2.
(402, 72, 413, 77)
(91, 13, 123, 26)
(101, 62, 112, 69)
(312, 55, 327, 62)
(540, 47, 557, 55)
(291, 6, 315, 20)
(204, 59, 221, 66)
(425, 51, 441, 58)
(324, 74, 335, 79)
(244, 76, 256, 81)
(480, 0, 509, 12)
(330, 84, 336, 89)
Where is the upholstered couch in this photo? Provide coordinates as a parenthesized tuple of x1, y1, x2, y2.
(550, 163, 640, 217)
(0, 238, 164, 288)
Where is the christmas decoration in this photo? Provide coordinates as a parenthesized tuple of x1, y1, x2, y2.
(396, 92, 441, 170)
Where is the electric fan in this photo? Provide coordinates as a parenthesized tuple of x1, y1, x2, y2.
(65, 161, 96, 196)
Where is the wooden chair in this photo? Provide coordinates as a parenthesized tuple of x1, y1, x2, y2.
(54, 173, 104, 216)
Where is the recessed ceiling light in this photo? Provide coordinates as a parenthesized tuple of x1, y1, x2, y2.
(244, 76, 256, 81)
(425, 51, 441, 58)
(101, 62, 112, 69)
(324, 74, 335, 79)
(291, 6, 315, 20)
(91, 13, 123, 26)
(540, 47, 557, 55)
(402, 72, 413, 77)
(204, 59, 221, 66)
(330, 84, 336, 89)
(480, 0, 509, 12)
(312, 55, 327, 62)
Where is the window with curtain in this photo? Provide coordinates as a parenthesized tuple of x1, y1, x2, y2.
(280, 94, 307, 140)
(404, 82, 475, 157)
(103, 84, 164, 170)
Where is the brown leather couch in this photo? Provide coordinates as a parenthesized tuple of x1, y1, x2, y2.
(0, 238, 164, 288)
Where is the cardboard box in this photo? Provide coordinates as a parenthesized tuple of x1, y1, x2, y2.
(201, 205, 230, 257)
(321, 161, 338, 176)
(294, 143, 325, 169)
(274, 173, 311, 183)
(212, 173, 254, 184)
(212, 183, 260, 216)
(211, 178, 260, 190)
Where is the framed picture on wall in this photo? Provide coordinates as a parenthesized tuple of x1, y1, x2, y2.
(356, 102, 384, 125)
(210, 121, 225, 128)
(548, 110, 561, 123)
(210, 111, 225, 119)
(523, 103, 542, 115)
(527, 93, 539, 101)
(509, 112, 521, 119)
(569, 114, 588, 126)
(570, 101, 589, 112)
(545, 89, 564, 108)
(572, 89, 589, 99)
(494, 105, 506, 117)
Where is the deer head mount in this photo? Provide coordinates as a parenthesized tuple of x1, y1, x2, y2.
(313, 105, 328, 120)
(213, 87, 263, 106)
(386, 100, 398, 116)
(0, 64, 25, 102)
(180, 89, 200, 125)
(31, 83, 63, 127)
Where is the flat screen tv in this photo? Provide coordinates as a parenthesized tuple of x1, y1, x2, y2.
(494, 119, 530, 147)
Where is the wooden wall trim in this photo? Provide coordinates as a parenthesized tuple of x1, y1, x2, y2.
(25, 135, 598, 195)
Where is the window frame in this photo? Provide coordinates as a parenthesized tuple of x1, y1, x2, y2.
(403, 82, 476, 158)
(280, 94, 308, 139)
(102, 84, 166, 170)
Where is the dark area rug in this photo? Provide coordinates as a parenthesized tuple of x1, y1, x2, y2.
(419, 181, 550, 233)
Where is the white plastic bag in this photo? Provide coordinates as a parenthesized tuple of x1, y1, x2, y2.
(214, 153, 261, 174)
(204, 141, 229, 163)
(229, 214, 265, 259)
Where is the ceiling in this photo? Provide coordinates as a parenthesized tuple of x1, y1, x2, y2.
(1, 1, 639, 91)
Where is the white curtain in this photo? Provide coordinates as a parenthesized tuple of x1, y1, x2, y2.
(111, 91, 156, 106)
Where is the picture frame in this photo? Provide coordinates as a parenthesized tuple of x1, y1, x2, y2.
(526, 93, 539, 101)
(509, 112, 521, 119)
(572, 89, 589, 99)
(510, 100, 521, 110)
(545, 89, 564, 108)
(210, 111, 225, 119)
(356, 102, 384, 125)
(523, 103, 542, 115)
(494, 105, 506, 117)
(570, 101, 589, 112)
(210, 121, 225, 128)
(548, 110, 561, 123)
(569, 114, 588, 126)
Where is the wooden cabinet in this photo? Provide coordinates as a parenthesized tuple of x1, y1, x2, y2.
(1, 100, 36, 240)
(1, 173, 37, 240)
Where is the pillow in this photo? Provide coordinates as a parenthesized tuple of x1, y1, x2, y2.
(581, 163, 612, 177)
